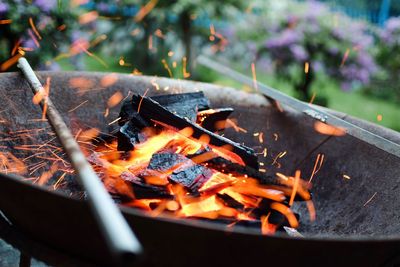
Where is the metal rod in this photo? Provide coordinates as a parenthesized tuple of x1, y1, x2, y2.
(197, 55, 400, 159)
(17, 57, 143, 263)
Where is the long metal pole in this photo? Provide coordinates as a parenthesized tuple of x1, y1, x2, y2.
(197, 55, 400, 159)
(17, 57, 143, 263)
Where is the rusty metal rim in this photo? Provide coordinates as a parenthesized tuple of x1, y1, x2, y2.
(2, 171, 400, 244)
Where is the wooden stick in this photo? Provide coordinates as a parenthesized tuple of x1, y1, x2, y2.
(17, 57, 143, 263)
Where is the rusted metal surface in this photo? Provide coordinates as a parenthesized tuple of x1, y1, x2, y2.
(0, 71, 400, 266)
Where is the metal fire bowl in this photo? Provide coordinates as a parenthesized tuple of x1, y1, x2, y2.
(0, 72, 400, 267)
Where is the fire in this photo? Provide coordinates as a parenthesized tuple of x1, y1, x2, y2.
(314, 121, 346, 136)
(89, 121, 312, 234)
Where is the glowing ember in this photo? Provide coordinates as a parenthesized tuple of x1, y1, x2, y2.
(86, 93, 313, 234)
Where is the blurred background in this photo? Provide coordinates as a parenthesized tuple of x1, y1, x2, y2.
(0, 0, 399, 131)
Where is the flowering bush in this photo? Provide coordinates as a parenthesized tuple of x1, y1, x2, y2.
(223, 0, 378, 102)
(367, 17, 400, 103)
(78, 0, 244, 75)
(0, 0, 78, 70)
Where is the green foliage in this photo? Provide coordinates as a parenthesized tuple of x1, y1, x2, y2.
(0, 0, 78, 70)
(366, 17, 400, 103)
(88, 0, 244, 75)
(223, 1, 378, 103)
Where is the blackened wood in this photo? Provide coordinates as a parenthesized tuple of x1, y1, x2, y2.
(216, 193, 245, 210)
(148, 152, 187, 171)
(130, 95, 259, 168)
(148, 152, 213, 192)
(119, 92, 210, 125)
(192, 153, 280, 186)
(118, 119, 148, 151)
(121, 171, 172, 199)
(151, 92, 210, 122)
(170, 163, 213, 192)
(198, 108, 234, 132)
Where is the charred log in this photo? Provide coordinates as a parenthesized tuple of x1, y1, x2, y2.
(197, 108, 234, 132)
(128, 95, 259, 168)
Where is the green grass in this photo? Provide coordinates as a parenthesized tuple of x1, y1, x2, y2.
(213, 70, 400, 132)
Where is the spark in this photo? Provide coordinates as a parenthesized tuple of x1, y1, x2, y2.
(251, 62, 258, 91)
(119, 57, 125, 66)
(29, 17, 42, 40)
(0, 19, 12, 24)
(68, 100, 88, 113)
(90, 34, 107, 48)
(151, 80, 160, 90)
(53, 172, 67, 190)
(41, 77, 51, 120)
(11, 39, 21, 56)
(100, 73, 118, 87)
(154, 29, 165, 39)
(340, 48, 350, 67)
(363, 192, 377, 207)
(182, 57, 191, 78)
(306, 200, 316, 221)
(130, 28, 141, 36)
(314, 121, 346, 136)
(108, 117, 121, 126)
(148, 35, 153, 51)
(308, 153, 324, 183)
(79, 11, 99, 25)
(209, 24, 215, 41)
(304, 62, 309, 73)
(57, 24, 66, 31)
(107, 91, 123, 108)
(137, 88, 150, 113)
(225, 119, 247, 133)
(289, 171, 301, 206)
(343, 174, 351, 180)
(309, 92, 316, 105)
(270, 202, 298, 228)
(104, 108, 109, 117)
(258, 132, 264, 143)
(161, 59, 173, 77)
(0, 52, 24, 71)
(27, 29, 40, 47)
(134, 0, 158, 22)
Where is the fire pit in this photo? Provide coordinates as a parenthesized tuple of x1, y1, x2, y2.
(1, 71, 400, 266)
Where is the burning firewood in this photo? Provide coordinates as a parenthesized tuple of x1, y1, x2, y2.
(90, 92, 312, 235)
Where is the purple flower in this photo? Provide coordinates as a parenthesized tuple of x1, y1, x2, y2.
(386, 17, 400, 33)
(290, 45, 308, 61)
(356, 52, 377, 73)
(0, 1, 8, 14)
(313, 61, 324, 72)
(266, 29, 302, 48)
(97, 3, 109, 12)
(33, 0, 56, 12)
(21, 38, 36, 49)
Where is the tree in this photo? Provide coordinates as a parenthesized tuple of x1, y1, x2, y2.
(87, 0, 245, 76)
(0, 0, 78, 71)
